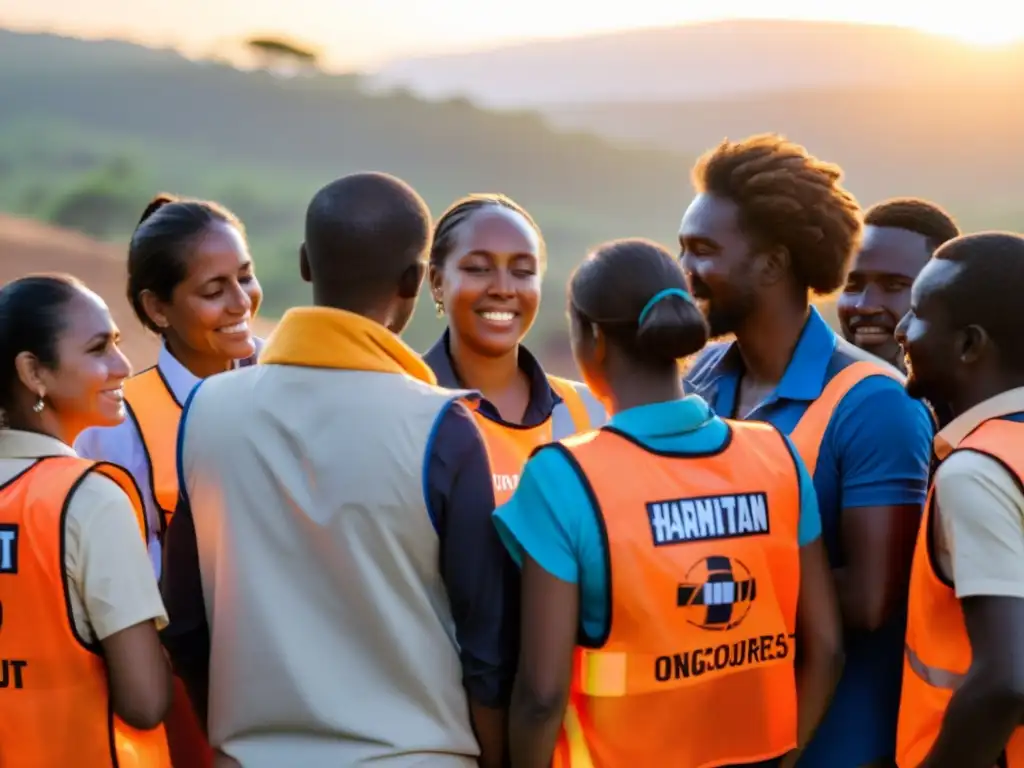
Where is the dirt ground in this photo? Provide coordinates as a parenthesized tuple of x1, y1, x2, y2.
(0, 214, 276, 370)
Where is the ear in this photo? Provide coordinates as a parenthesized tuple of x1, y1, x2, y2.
(959, 324, 988, 365)
(759, 245, 791, 287)
(397, 262, 426, 301)
(299, 243, 311, 284)
(138, 289, 170, 332)
(591, 323, 608, 365)
(14, 351, 47, 398)
(427, 262, 444, 303)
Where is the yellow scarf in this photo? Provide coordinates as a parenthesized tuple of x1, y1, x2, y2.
(258, 307, 437, 385)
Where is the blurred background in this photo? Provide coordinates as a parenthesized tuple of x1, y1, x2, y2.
(1, 1, 1022, 373)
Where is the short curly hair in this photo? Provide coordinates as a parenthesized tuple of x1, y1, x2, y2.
(692, 133, 862, 296)
(864, 197, 960, 251)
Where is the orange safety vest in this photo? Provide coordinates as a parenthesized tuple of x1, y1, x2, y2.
(123, 367, 213, 768)
(789, 360, 903, 474)
(0, 455, 171, 767)
(124, 366, 183, 535)
(897, 417, 1024, 768)
(550, 419, 803, 768)
(473, 375, 598, 505)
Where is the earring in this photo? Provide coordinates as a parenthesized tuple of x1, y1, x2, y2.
(434, 299, 445, 318)
(32, 391, 45, 414)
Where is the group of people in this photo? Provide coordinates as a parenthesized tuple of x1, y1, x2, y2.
(0, 131, 1022, 768)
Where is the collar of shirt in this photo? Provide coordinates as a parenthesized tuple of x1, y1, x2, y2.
(158, 337, 266, 406)
(259, 308, 436, 384)
(697, 306, 837, 415)
(0, 429, 77, 459)
(934, 386, 1024, 460)
(609, 395, 716, 439)
(423, 329, 560, 427)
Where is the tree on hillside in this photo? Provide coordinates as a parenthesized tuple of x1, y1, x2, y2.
(245, 36, 320, 77)
(48, 156, 146, 240)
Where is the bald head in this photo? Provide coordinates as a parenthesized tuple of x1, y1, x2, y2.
(301, 173, 432, 321)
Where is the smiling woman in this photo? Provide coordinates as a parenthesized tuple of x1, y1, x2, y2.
(74, 193, 266, 768)
(423, 193, 606, 506)
(0, 274, 173, 767)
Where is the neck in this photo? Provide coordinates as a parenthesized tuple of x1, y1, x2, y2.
(606, 368, 684, 415)
(734, 300, 810, 384)
(448, 333, 523, 401)
(5, 410, 76, 446)
(164, 337, 233, 380)
(948, 374, 1024, 421)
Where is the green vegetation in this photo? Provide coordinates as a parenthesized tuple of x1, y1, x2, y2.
(0, 29, 695, 351)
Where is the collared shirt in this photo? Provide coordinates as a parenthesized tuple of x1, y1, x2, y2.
(931, 387, 1024, 599)
(494, 395, 820, 768)
(75, 341, 262, 577)
(163, 322, 515, 710)
(685, 307, 934, 768)
(0, 430, 166, 642)
(424, 330, 561, 426)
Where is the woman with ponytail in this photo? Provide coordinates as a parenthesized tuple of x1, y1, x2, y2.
(75, 193, 264, 768)
(496, 240, 842, 768)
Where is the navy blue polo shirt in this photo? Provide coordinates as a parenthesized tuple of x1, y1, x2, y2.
(423, 329, 564, 427)
(685, 307, 934, 768)
(161, 359, 519, 712)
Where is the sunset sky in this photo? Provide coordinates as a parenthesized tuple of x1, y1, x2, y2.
(1, 0, 1022, 69)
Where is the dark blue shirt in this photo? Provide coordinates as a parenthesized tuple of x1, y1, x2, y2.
(423, 329, 563, 427)
(161, 379, 518, 714)
(685, 307, 934, 768)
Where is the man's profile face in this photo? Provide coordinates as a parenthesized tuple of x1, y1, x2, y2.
(678, 193, 760, 339)
(838, 225, 932, 370)
(896, 258, 961, 404)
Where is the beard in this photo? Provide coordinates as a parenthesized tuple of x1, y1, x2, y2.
(690, 277, 755, 340)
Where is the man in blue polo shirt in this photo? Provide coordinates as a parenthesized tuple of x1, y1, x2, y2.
(679, 135, 934, 768)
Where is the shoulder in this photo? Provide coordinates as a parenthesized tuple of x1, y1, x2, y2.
(684, 341, 732, 383)
(431, 400, 486, 459)
(65, 470, 140, 535)
(828, 351, 930, 435)
(73, 419, 142, 463)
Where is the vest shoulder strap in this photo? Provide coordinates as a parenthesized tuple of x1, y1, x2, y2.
(548, 375, 607, 432)
(789, 360, 903, 475)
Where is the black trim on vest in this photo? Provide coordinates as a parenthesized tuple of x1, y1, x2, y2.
(599, 423, 735, 459)
(543, 443, 614, 650)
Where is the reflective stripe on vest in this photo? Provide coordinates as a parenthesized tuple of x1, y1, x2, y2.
(124, 366, 183, 532)
(899, 418, 1024, 768)
(474, 376, 602, 506)
(552, 420, 802, 766)
(0, 456, 170, 767)
(789, 360, 903, 475)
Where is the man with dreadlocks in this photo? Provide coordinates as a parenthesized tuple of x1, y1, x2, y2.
(680, 135, 933, 768)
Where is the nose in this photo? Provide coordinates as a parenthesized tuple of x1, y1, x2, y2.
(853, 283, 886, 313)
(487, 267, 516, 297)
(227, 280, 253, 315)
(111, 345, 132, 380)
(894, 312, 910, 345)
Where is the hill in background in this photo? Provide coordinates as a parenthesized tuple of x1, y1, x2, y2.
(370, 19, 1024, 107)
(0, 28, 692, 353)
(1, 23, 1021, 368)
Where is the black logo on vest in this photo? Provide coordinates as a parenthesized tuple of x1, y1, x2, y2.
(677, 555, 757, 631)
(646, 492, 769, 547)
(0, 524, 17, 575)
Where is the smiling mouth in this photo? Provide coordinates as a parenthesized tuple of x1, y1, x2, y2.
(850, 322, 894, 344)
(216, 321, 250, 334)
(477, 310, 517, 325)
(101, 388, 125, 402)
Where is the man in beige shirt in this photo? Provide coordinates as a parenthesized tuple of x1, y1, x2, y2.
(0, 429, 167, 642)
(895, 231, 1024, 768)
